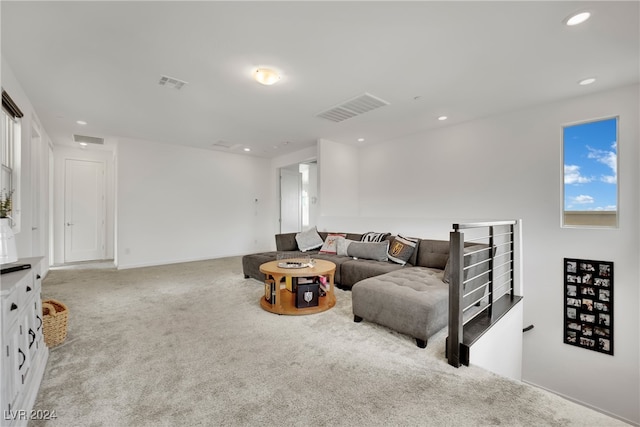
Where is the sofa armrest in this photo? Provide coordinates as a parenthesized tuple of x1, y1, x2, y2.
(275, 233, 299, 251)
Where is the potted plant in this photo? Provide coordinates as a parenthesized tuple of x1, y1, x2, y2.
(0, 189, 17, 263)
(0, 189, 13, 219)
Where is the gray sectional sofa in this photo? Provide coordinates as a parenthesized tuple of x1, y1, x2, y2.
(242, 230, 488, 348)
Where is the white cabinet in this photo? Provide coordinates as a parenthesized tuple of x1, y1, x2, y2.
(1, 258, 48, 427)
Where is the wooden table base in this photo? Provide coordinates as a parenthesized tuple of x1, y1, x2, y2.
(260, 287, 336, 315)
(259, 259, 337, 315)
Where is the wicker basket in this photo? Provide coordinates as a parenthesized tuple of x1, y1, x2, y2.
(42, 299, 69, 347)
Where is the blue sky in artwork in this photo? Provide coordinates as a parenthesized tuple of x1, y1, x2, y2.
(564, 118, 617, 211)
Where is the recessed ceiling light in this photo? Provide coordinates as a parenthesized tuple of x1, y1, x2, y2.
(579, 77, 596, 85)
(254, 68, 280, 85)
(438, 116, 448, 121)
(79, 142, 88, 146)
(243, 148, 251, 152)
(357, 138, 365, 142)
(76, 120, 87, 125)
(565, 11, 591, 26)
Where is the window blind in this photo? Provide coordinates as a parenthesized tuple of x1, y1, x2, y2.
(1, 90, 24, 119)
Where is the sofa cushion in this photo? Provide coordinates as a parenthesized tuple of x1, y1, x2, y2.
(388, 235, 418, 265)
(275, 233, 299, 251)
(347, 241, 389, 262)
(339, 258, 404, 288)
(310, 253, 353, 285)
(242, 251, 279, 281)
(295, 227, 324, 252)
(415, 239, 450, 269)
(319, 233, 347, 254)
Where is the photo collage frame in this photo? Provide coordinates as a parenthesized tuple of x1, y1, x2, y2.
(564, 258, 613, 355)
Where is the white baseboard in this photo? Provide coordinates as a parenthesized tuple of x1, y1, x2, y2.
(115, 252, 251, 270)
(522, 379, 638, 426)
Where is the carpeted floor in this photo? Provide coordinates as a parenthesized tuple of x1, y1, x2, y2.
(30, 257, 625, 426)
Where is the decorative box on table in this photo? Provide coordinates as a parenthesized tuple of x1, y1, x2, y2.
(264, 279, 277, 304)
(296, 282, 319, 308)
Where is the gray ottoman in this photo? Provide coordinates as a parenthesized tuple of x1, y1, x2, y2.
(352, 267, 449, 348)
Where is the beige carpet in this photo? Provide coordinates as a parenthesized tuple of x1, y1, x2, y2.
(30, 257, 625, 427)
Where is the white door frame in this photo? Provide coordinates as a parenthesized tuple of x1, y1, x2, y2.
(279, 168, 302, 233)
(63, 158, 106, 262)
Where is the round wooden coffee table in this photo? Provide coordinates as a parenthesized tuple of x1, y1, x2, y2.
(259, 259, 336, 315)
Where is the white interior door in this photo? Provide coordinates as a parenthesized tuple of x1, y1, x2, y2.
(280, 168, 302, 233)
(64, 159, 105, 262)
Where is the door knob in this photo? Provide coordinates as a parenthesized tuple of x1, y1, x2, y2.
(66, 222, 74, 226)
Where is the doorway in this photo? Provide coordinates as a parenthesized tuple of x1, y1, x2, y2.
(279, 161, 318, 233)
(63, 158, 106, 262)
(279, 168, 301, 233)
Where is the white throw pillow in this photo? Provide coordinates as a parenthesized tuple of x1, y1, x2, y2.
(295, 227, 324, 252)
(319, 233, 347, 254)
(336, 237, 352, 256)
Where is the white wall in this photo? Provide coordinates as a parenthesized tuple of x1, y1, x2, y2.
(318, 138, 359, 217)
(116, 138, 273, 269)
(1, 57, 52, 276)
(318, 85, 639, 424)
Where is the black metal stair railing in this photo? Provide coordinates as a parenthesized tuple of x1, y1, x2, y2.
(446, 220, 521, 368)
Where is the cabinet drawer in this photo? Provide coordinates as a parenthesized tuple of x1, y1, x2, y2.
(14, 274, 32, 316)
(2, 288, 20, 326)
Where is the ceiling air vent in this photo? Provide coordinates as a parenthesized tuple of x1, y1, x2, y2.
(158, 75, 188, 90)
(212, 140, 241, 150)
(316, 93, 390, 123)
(73, 134, 104, 145)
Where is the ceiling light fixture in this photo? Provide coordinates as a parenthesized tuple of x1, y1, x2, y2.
(76, 120, 87, 125)
(357, 138, 365, 142)
(438, 116, 448, 121)
(565, 11, 591, 26)
(79, 142, 88, 146)
(254, 68, 280, 85)
(579, 77, 596, 85)
(243, 148, 251, 152)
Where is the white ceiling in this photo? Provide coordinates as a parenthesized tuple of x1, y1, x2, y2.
(2, 1, 638, 158)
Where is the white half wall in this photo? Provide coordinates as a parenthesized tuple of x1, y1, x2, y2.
(318, 85, 639, 424)
(116, 138, 273, 269)
(469, 300, 524, 381)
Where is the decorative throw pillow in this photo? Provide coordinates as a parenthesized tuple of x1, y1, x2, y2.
(361, 232, 390, 243)
(319, 233, 347, 254)
(387, 234, 418, 265)
(295, 227, 324, 252)
(336, 237, 352, 256)
(347, 241, 389, 262)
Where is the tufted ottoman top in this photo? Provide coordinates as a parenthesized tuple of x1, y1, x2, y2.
(352, 267, 450, 342)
